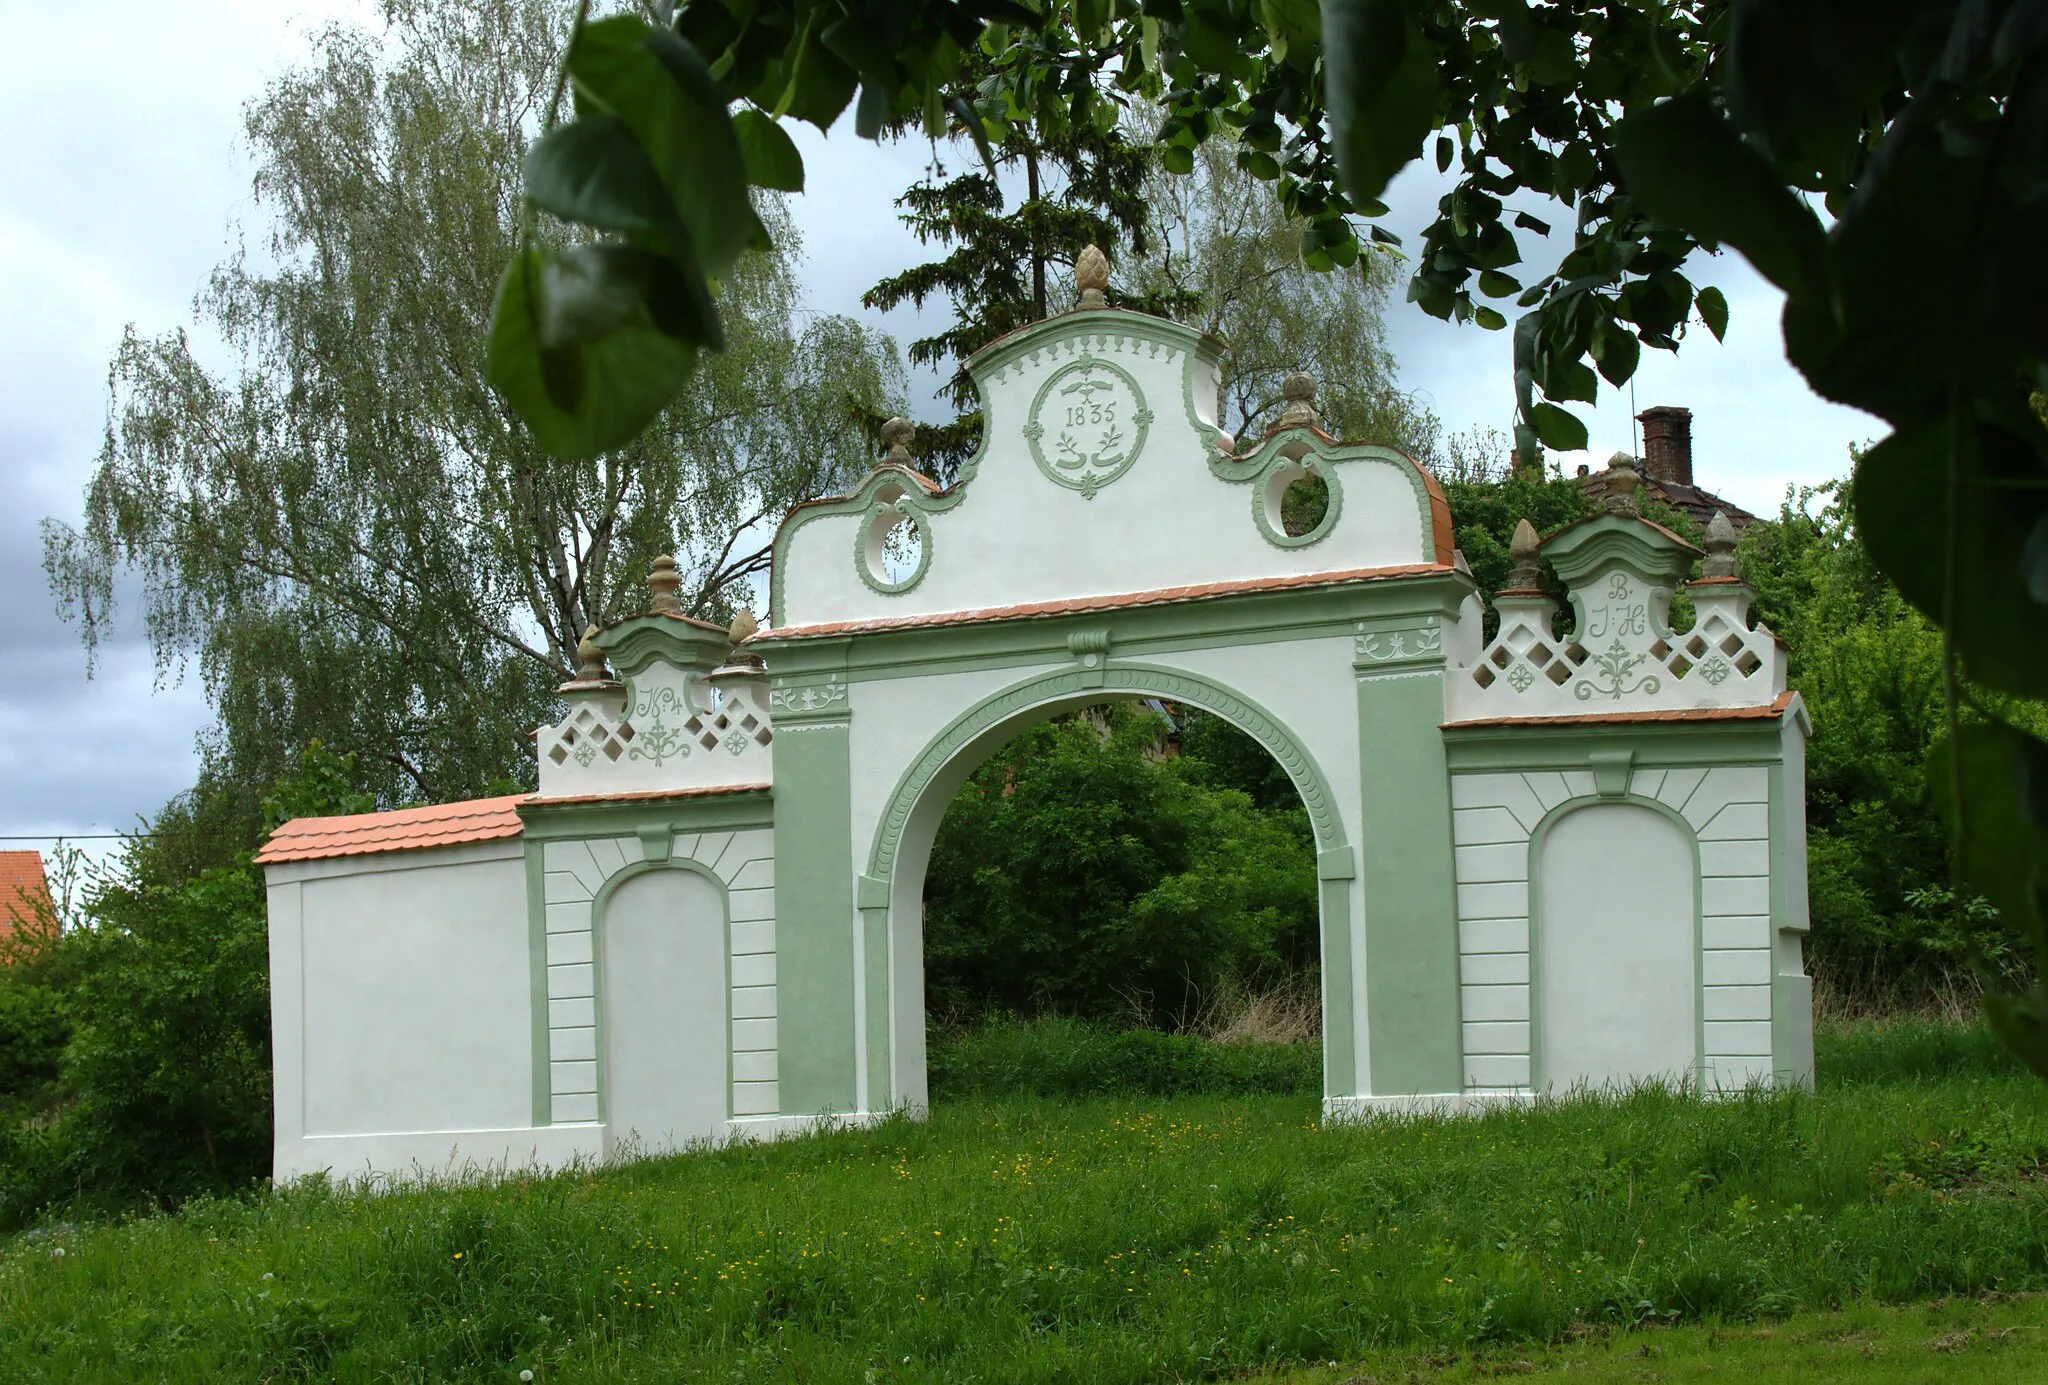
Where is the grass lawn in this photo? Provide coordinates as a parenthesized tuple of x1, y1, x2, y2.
(2, 1021, 2045, 1382)
(1281, 1293, 2048, 1381)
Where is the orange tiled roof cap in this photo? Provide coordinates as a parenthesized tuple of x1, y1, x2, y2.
(0, 850, 55, 941)
(253, 784, 776, 865)
(255, 795, 528, 865)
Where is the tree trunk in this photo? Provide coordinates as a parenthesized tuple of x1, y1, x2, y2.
(1026, 146, 1045, 320)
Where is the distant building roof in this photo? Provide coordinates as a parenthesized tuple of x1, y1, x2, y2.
(0, 850, 55, 945)
(1576, 404, 1761, 531)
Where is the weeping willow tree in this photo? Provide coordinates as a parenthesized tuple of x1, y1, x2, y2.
(44, 0, 902, 816)
(1129, 121, 1439, 457)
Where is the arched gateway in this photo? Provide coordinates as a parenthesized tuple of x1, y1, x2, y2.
(259, 279, 1814, 1181)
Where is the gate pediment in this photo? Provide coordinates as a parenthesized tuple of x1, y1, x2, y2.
(768, 304, 1453, 633)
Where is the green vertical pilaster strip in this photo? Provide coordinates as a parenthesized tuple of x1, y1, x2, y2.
(523, 837, 551, 1127)
(772, 719, 858, 1115)
(856, 873, 891, 1111)
(1316, 849, 1358, 1098)
(1355, 660, 1463, 1095)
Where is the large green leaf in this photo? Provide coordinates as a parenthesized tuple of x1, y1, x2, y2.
(1854, 407, 2048, 699)
(731, 107, 805, 191)
(568, 16, 758, 281)
(1528, 401, 1589, 451)
(1322, 0, 1444, 202)
(523, 116, 687, 251)
(1928, 722, 2048, 1079)
(488, 247, 701, 461)
(1614, 92, 1828, 300)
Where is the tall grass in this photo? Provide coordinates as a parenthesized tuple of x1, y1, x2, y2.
(1, 1020, 2043, 1383)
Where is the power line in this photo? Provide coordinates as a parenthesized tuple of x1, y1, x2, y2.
(0, 834, 151, 841)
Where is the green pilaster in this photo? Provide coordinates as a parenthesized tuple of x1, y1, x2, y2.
(772, 718, 857, 1115)
(856, 874, 891, 1109)
(1353, 620, 1463, 1095)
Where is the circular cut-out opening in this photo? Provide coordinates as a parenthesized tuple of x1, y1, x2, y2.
(862, 505, 927, 591)
(1280, 471, 1330, 537)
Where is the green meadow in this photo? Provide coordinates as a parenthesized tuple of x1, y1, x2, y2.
(2, 1020, 2044, 1383)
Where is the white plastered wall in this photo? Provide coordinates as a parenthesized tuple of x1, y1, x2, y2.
(268, 839, 576, 1180)
(269, 826, 785, 1183)
(1449, 763, 1789, 1096)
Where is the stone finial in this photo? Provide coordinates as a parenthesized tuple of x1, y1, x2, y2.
(1276, 371, 1319, 430)
(1601, 452, 1641, 516)
(880, 416, 915, 466)
(1506, 518, 1543, 590)
(1075, 244, 1109, 309)
(574, 624, 608, 682)
(1700, 509, 1740, 580)
(728, 608, 759, 645)
(647, 555, 682, 614)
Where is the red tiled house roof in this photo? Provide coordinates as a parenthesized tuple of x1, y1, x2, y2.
(0, 850, 55, 945)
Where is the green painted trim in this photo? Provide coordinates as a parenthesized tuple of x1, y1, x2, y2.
(1355, 670, 1463, 1097)
(1022, 354, 1152, 498)
(854, 500, 935, 595)
(1319, 875, 1357, 1098)
(1524, 795, 1705, 1092)
(1251, 453, 1344, 549)
(771, 468, 970, 627)
(861, 903, 890, 1110)
(525, 840, 550, 1127)
(1211, 430, 1439, 566)
(967, 308, 1223, 390)
(598, 613, 730, 677)
(772, 719, 858, 1116)
(756, 569, 1476, 689)
(1352, 614, 1446, 674)
(1317, 846, 1356, 880)
(517, 791, 775, 842)
(865, 661, 1349, 886)
(1442, 720, 1785, 772)
(588, 857, 736, 1125)
(1543, 512, 1702, 588)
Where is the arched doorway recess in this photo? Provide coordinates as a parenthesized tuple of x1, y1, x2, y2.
(868, 666, 1349, 1114)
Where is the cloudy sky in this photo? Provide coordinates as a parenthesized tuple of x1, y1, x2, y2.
(0, 2, 1877, 847)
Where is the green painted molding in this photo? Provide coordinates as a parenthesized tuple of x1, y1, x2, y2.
(1352, 613, 1445, 674)
(854, 499, 935, 596)
(597, 613, 731, 678)
(524, 841, 550, 1127)
(1317, 846, 1357, 880)
(1213, 429, 1440, 566)
(1441, 719, 1785, 772)
(755, 569, 1475, 689)
(855, 873, 890, 909)
(1589, 749, 1635, 798)
(1543, 513, 1701, 591)
(865, 661, 1350, 886)
(517, 791, 775, 842)
(771, 468, 969, 626)
(1022, 354, 1153, 498)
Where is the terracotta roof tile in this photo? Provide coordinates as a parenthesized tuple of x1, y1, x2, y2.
(0, 851, 54, 940)
(764, 562, 1456, 641)
(255, 794, 528, 865)
(256, 783, 779, 866)
(1443, 690, 1795, 730)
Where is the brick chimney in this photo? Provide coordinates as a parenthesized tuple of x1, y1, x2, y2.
(1636, 405, 1693, 486)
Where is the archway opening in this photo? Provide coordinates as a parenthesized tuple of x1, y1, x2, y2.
(906, 696, 1325, 1100)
